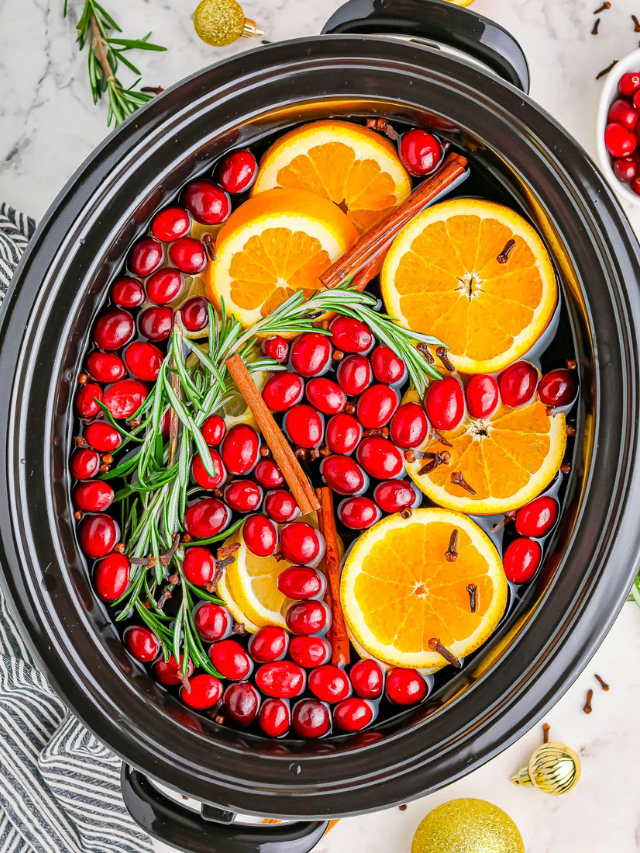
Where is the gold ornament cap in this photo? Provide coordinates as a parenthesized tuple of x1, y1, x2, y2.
(411, 799, 524, 853)
(194, 0, 265, 47)
(511, 741, 581, 795)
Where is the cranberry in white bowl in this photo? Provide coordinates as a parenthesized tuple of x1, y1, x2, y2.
(597, 47, 640, 206)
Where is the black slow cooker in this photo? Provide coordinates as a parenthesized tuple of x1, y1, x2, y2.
(2, 2, 640, 851)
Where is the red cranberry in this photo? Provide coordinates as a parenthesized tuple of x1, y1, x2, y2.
(499, 361, 538, 408)
(371, 345, 406, 385)
(262, 336, 289, 363)
(210, 639, 253, 680)
(78, 513, 117, 559)
(94, 553, 130, 601)
(184, 497, 231, 539)
(289, 636, 331, 668)
(70, 448, 100, 480)
(224, 479, 263, 513)
(503, 537, 542, 583)
(631, 176, 640, 195)
(466, 374, 500, 419)
(399, 128, 443, 176)
(385, 668, 427, 705)
(256, 660, 306, 698)
(183, 179, 231, 225)
(280, 522, 321, 565)
(221, 424, 260, 474)
(320, 455, 366, 496)
(248, 626, 289, 663)
(334, 697, 374, 732)
(243, 515, 278, 557)
(619, 72, 640, 97)
(264, 490, 299, 523)
(180, 674, 223, 710)
(326, 414, 362, 455)
(138, 306, 174, 342)
(306, 377, 347, 415)
(201, 414, 226, 446)
(255, 459, 284, 489)
(84, 422, 121, 452)
(425, 377, 465, 430)
(350, 659, 384, 699)
(169, 238, 206, 275)
(182, 546, 216, 585)
(338, 496, 381, 530)
(330, 316, 373, 354)
(129, 237, 163, 277)
(124, 626, 160, 662)
(337, 354, 372, 396)
(194, 602, 233, 642)
(357, 384, 399, 429)
(515, 495, 559, 538)
(356, 437, 404, 479)
(86, 351, 125, 383)
(93, 308, 134, 350)
(192, 448, 226, 489)
(223, 682, 261, 727)
(389, 402, 428, 448)
(76, 383, 103, 419)
(537, 368, 578, 407)
(124, 341, 163, 382)
(103, 379, 148, 419)
(286, 600, 329, 635)
(614, 156, 638, 182)
(634, 90, 640, 112)
(146, 268, 184, 305)
(284, 405, 324, 448)
(111, 277, 144, 308)
(218, 150, 258, 194)
(152, 206, 191, 242)
(277, 566, 325, 600)
(154, 655, 194, 686)
(73, 480, 114, 512)
(373, 480, 417, 514)
(181, 296, 209, 331)
(290, 333, 332, 377)
(309, 665, 351, 702)
(292, 698, 331, 738)
(262, 372, 304, 411)
(259, 698, 290, 737)
(608, 98, 639, 130)
(605, 122, 636, 158)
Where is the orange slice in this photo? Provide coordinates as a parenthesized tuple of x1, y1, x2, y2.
(381, 199, 558, 373)
(404, 389, 566, 515)
(340, 509, 507, 669)
(206, 187, 358, 326)
(251, 120, 411, 233)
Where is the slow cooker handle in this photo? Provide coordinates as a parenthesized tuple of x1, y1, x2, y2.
(322, 0, 530, 94)
(121, 765, 330, 853)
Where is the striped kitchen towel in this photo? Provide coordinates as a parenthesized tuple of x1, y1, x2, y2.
(0, 202, 152, 853)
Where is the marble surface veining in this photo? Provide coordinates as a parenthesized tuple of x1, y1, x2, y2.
(2, 1, 640, 851)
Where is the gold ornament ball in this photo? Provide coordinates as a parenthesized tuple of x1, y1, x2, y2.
(511, 742, 581, 795)
(411, 799, 524, 853)
(194, 0, 250, 47)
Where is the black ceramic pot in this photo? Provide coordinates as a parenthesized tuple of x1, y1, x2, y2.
(2, 2, 640, 852)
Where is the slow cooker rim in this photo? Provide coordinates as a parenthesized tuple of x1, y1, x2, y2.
(1, 35, 640, 817)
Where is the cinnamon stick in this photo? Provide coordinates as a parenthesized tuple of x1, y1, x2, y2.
(320, 152, 468, 289)
(225, 355, 320, 515)
(316, 487, 350, 667)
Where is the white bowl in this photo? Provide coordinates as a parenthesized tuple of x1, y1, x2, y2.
(596, 47, 640, 206)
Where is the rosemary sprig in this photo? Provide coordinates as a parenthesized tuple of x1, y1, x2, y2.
(105, 284, 444, 677)
(64, 0, 166, 126)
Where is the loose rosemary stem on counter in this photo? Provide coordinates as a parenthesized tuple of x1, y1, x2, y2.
(102, 285, 444, 674)
(64, 0, 166, 126)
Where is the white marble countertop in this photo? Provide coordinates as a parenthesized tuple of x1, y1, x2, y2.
(2, 0, 640, 850)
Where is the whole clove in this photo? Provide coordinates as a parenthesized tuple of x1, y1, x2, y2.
(596, 59, 618, 80)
